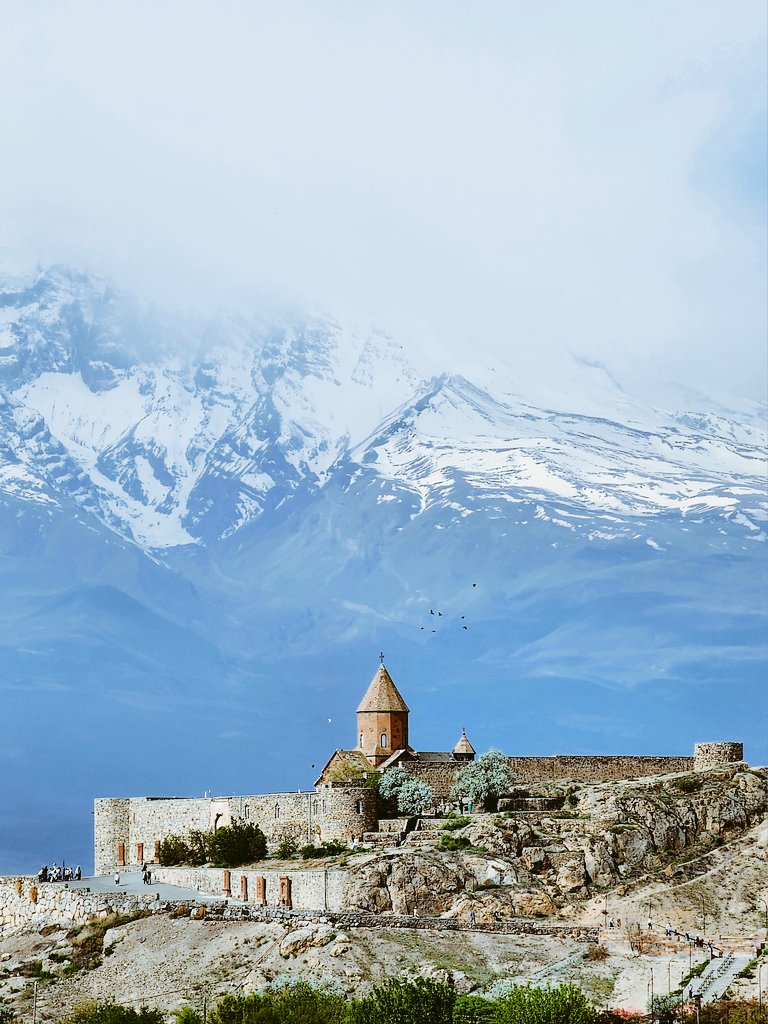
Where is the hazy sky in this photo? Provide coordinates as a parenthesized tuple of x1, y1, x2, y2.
(1, 1, 766, 398)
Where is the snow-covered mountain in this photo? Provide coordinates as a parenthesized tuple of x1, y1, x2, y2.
(0, 266, 765, 874)
(2, 267, 765, 551)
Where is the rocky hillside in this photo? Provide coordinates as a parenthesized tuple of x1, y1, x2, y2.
(1, 765, 766, 1018)
(343, 763, 768, 922)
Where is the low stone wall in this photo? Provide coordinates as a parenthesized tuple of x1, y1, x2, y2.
(0, 877, 164, 936)
(0, 875, 598, 940)
(152, 865, 349, 912)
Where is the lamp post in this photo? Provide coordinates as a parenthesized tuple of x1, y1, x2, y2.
(603, 898, 608, 930)
(647, 969, 654, 1023)
(700, 897, 707, 936)
(758, 960, 765, 1013)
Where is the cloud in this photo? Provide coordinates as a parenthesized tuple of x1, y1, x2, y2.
(0, 0, 765, 398)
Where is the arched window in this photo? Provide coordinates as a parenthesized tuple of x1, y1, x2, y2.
(244, 804, 250, 819)
(380, 732, 388, 749)
(359, 733, 364, 748)
(274, 804, 280, 819)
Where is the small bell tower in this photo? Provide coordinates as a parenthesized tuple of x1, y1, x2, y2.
(356, 656, 409, 766)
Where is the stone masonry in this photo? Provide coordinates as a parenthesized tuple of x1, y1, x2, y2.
(93, 660, 745, 874)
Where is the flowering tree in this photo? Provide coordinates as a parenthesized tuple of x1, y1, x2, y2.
(379, 766, 434, 815)
(450, 748, 514, 811)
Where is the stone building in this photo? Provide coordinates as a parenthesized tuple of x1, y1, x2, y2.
(93, 660, 745, 874)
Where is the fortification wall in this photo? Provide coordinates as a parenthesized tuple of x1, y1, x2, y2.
(153, 865, 349, 912)
(507, 755, 695, 784)
(399, 755, 697, 803)
(95, 787, 377, 874)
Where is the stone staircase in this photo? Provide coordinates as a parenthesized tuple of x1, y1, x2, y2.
(689, 953, 752, 1004)
(403, 820, 442, 848)
(361, 831, 401, 848)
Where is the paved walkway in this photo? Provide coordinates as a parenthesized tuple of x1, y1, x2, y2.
(50, 872, 221, 904)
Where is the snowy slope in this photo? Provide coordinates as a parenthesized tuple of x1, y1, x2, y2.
(1, 267, 765, 551)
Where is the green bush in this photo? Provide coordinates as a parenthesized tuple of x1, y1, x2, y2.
(442, 817, 472, 831)
(674, 777, 703, 793)
(495, 983, 596, 1023)
(453, 994, 498, 1022)
(440, 834, 472, 851)
(208, 820, 267, 867)
(300, 840, 347, 859)
(354, 977, 455, 1024)
(275, 835, 299, 859)
(209, 984, 348, 1024)
(61, 1003, 165, 1024)
(157, 835, 192, 866)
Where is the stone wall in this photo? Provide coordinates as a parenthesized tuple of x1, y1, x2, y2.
(507, 755, 695, 784)
(153, 865, 349, 912)
(693, 743, 744, 771)
(95, 786, 377, 874)
(399, 755, 697, 804)
(0, 877, 163, 937)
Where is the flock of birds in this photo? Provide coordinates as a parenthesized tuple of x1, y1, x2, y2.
(420, 582, 477, 634)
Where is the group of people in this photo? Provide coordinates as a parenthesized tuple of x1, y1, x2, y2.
(665, 920, 719, 957)
(141, 863, 153, 885)
(38, 864, 81, 882)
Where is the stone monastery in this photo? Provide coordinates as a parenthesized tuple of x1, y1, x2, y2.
(94, 661, 744, 875)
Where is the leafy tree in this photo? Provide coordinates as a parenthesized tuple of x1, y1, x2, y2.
(186, 830, 210, 866)
(451, 749, 515, 811)
(379, 765, 409, 801)
(208, 819, 267, 867)
(494, 983, 596, 1024)
(0, 1003, 16, 1024)
(157, 835, 191, 866)
(62, 1003, 165, 1024)
(209, 984, 348, 1024)
(379, 766, 434, 815)
(353, 977, 455, 1024)
(454, 994, 499, 1022)
(173, 1010, 202, 1024)
(650, 993, 679, 1024)
(397, 779, 434, 815)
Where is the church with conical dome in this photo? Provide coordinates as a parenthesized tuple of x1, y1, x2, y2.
(95, 657, 741, 884)
(316, 659, 476, 785)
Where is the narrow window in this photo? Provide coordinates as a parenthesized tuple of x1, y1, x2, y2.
(274, 804, 280, 819)
(312, 801, 319, 815)
(355, 799, 364, 814)
(322, 800, 327, 814)
(380, 732, 388, 749)
(244, 804, 250, 819)
(359, 733, 364, 748)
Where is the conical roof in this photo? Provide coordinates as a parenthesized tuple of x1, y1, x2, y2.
(453, 729, 476, 756)
(357, 664, 409, 713)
